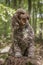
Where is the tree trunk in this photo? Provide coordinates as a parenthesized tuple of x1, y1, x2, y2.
(28, 0, 32, 15)
(5, 0, 10, 6)
(39, 23, 42, 39)
(32, 2, 37, 34)
(12, 0, 17, 9)
(28, 0, 32, 24)
(19, 0, 22, 8)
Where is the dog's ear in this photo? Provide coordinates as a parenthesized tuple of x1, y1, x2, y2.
(14, 14, 21, 24)
(11, 14, 19, 28)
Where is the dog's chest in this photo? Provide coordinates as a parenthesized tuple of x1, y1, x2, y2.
(23, 29, 28, 39)
(15, 28, 29, 39)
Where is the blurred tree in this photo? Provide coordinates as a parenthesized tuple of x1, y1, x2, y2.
(32, 1, 37, 33)
(5, 0, 10, 6)
(28, 0, 32, 15)
(39, 23, 42, 39)
(18, 0, 23, 8)
(12, 0, 17, 9)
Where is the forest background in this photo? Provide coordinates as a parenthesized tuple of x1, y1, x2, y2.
(0, 0, 43, 63)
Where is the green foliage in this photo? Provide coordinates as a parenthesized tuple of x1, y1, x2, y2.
(0, 4, 15, 43)
(0, 54, 8, 59)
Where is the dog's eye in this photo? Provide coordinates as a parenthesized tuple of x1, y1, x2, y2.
(27, 17, 29, 20)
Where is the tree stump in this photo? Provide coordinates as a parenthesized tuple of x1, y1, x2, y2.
(4, 56, 38, 65)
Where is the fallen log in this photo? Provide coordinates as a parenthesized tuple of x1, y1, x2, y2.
(4, 56, 38, 65)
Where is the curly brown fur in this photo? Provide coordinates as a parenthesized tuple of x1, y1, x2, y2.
(9, 8, 35, 58)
